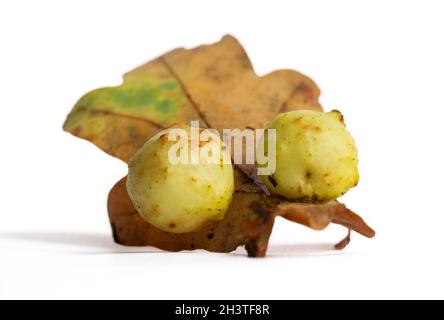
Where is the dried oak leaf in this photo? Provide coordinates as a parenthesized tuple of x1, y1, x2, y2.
(64, 35, 375, 257)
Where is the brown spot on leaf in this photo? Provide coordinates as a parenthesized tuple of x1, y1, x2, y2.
(71, 127, 82, 136)
(249, 202, 270, 220)
(206, 233, 215, 240)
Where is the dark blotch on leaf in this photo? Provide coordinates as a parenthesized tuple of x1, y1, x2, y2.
(249, 202, 269, 220)
(207, 233, 215, 240)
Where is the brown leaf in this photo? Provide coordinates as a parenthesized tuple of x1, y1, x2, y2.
(65, 35, 374, 256)
(108, 177, 276, 256)
(276, 200, 375, 251)
(109, 177, 374, 256)
(64, 35, 320, 162)
(331, 206, 376, 238)
(277, 200, 375, 238)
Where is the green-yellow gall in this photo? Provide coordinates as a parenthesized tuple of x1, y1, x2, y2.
(258, 110, 359, 202)
(127, 125, 234, 233)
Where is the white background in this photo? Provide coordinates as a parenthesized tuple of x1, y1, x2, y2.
(1, 0, 443, 300)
